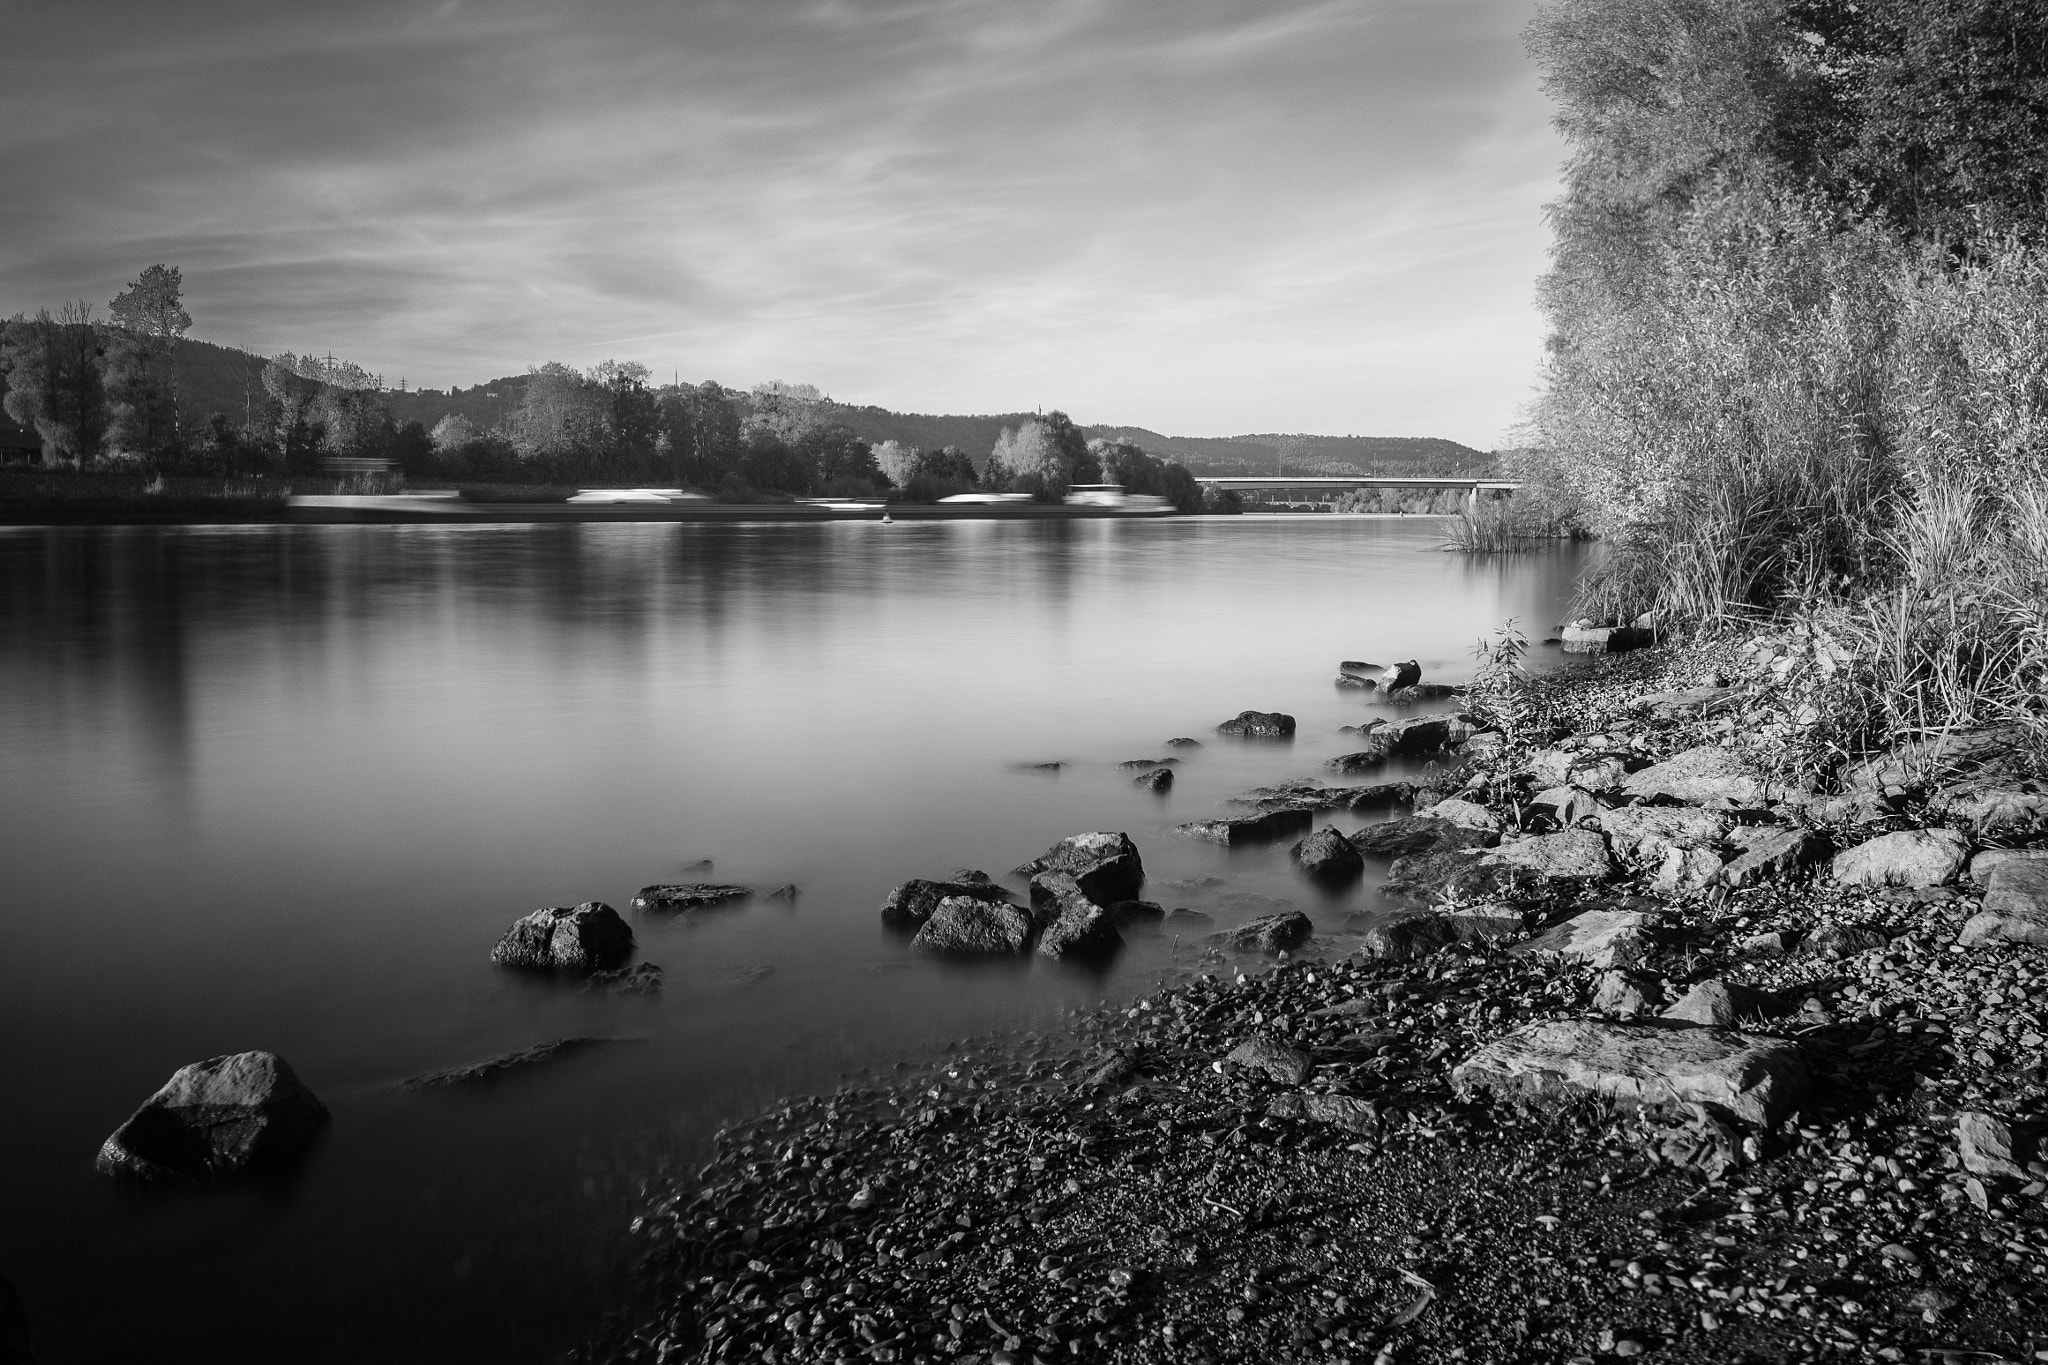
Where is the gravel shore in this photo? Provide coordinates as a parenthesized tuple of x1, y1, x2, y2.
(598, 638, 2048, 1365)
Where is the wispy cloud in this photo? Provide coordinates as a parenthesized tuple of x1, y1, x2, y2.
(0, 0, 1562, 444)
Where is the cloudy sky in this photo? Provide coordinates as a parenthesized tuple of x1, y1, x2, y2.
(2, 0, 1564, 446)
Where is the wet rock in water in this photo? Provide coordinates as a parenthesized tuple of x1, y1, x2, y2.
(1165, 737, 1202, 748)
(1291, 827, 1364, 883)
(1381, 715, 1453, 755)
(1339, 659, 1380, 675)
(680, 858, 714, 873)
(1037, 900, 1124, 962)
(1592, 970, 1664, 1019)
(1174, 809, 1314, 845)
(1957, 1111, 2032, 1179)
(1333, 672, 1378, 689)
(1417, 796, 1502, 833)
(491, 902, 634, 970)
(1350, 815, 1497, 859)
(1487, 828, 1615, 882)
(1661, 979, 1779, 1028)
(1598, 806, 1730, 865)
(1326, 749, 1389, 776)
(1266, 1092, 1381, 1135)
(1117, 757, 1180, 771)
(585, 962, 663, 995)
(1715, 826, 1827, 889)
(1216, 710, 1296, 738)
(1107, 899, 1165, 928)
(1341, 781, 1417, 812)
(764, 884, 799, 901)
(879, 876, 1012, 931)
(96, 1051, 331, 1181)
(629, 883, 752, 913)
(1385, 682, 1463, 702)
(1134, 767, 1174, 793)
(1223, 1034, 1311, 1085)
(0, 1276, 27, 1365)
(1016, 760, 1064, 772)
(398, 1036, 635, 1089)
(1560, 622, 1655, 654)
(1832, 828, 1970, 888)
(1356, 913, 1455, 961)
(1164, 907, 1214, 929)
(1451, 1019, 1809, 1127)
(1222, 910, 1313, 954)
(1620, 745, 1776, 807)
(1016, 831, 1146, 905)
(910, 897, 1035, 956)
(1956, 859, 2048, 947)
(1512, 908, 1656, 969)
(1801, 924, 1888, 960)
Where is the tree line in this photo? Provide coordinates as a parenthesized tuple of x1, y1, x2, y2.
(0, 277, 1208, 507)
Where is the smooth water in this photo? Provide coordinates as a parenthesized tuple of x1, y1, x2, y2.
(0, 518, 1585, 1363)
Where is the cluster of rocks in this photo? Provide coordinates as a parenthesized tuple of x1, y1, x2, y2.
(880, 836, 1149, 964)
(603, 635, 2047, 1365)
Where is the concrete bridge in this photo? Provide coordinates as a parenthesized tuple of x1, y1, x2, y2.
(1192, 475, 1522, 513)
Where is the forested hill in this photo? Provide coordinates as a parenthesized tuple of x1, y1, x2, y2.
(1086, 430, 1492, 477)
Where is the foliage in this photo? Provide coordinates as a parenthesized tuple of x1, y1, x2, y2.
(0, 304, 107, 462)
(107, 265, 193, 340)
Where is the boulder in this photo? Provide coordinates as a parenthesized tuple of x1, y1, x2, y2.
(1715, 827, 1828, 889)
(1266, 1092, 1380, 1135)
(1512, 908, 1655, 970)
(1487, 828, 1614, 882)
(1599, 806, 1731, 865)
(1651, 847, 1728, 893)
(1621, 746, 1774, 807)
(1291, 827, 1364, 883)
(1527, 785, 1599, 829)
(1339, 659, 1380, 675)
(1927, 784, 2048, 837)
(1451, 1019, 1808, 1128)
(1116, 757, 1178, 771)
(1440, 902, 1525, 943)
(585, 962, 664, 995)
(1738, 930, 1797, 956)
(1560, 623, 1655, 654)
(95, 1052, 330, 1181)
(1355, 913, 1456, 960)
(1661, 980, 1778, 1028)
(1957, 1111, 2031, 1180)
(1222, 910, 1313, 954)
(910, 897, 1035, 955)
(1134, 767, 1174, 793)
(1174, 809, 1314, 845)
(630, 883, 752, 913)
(1528, 748, 1576, 788)
(1165, 737, 1202, 748)
(1418, 797, 1502, 833)
(1223, 1034, 1312, 1085)
(1831, 828, 1970, 888)
(1351, 815, 1497, 858)
(879, 877, 1012, 931)
(1956, 859, 2048, 947)
(1971, 847, 2048, 883)
(1384, 682, 1463, 702)
(1017, 831, 1145, 904)
(1460, 731, 1508, 755)
(1340, 781, 1416, 812)
(1380, 848, 1537, 908)
(490, 902, 634, 971)
(1024, 869, 1096, 926)
(1326, 749, 1389, 776)
(1801, 924, 1888, 960)
(1381, 715, 1452, 756)
(1333, 672, 1377, 689)
(1592, 970, 1664, 1019)
(1566, 752, 1638, 794)
(1037, 901, 1124, 962)
(1216, 710, 1295, 738)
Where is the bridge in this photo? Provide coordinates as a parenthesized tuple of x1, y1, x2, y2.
(1191, 476, 1522, 513)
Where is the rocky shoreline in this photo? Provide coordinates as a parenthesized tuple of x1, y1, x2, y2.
(598, 637, 2047, 1365)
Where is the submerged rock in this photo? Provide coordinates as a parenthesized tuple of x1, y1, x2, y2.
(1037, 900, 1124, 962)
(96, 1051, 331, 1181)
(910, 897, 1035, 956)
(630, 883, 752, 913)
(1452, 1019, 1808, 1127)
(585, 962, 664, 995)
(1174, 809, 1314, 845)
(398, 1037, 637, 1089)
(1164, 737, 1202, 748)
(1221, 910, 1313, 954)
(1107, 899, 1166, 927)
(1350, 815, 1497, 858)
(1215, 710, 1296, 738)
(1016, 831, 1146, 905)
(1290, 827, 1363, 883)
(1116, 757, 1180, 770)
(490, 902, 634, 971)
(1133, 767, 1174, 793)
(1355, 913, 1455, 961)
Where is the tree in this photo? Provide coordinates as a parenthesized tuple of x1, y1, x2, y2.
(592, 359, 658, 470)
(800, 425, 881, 490)
(0, 304, 107, 463)
(745, 380, 826, 444)
(430, 413, 478, 452)
(675, 381, 744, 485)
(873, 439, 920, 486)
(108, 264, 193, 339)
(508, 362, 603, 464)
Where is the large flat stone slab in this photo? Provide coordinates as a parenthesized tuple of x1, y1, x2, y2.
(1957, 859, 2048, 948)
(1620, 745, 1774, 806)
(1598, 806, 1730, 865)
(1451, 1019, 1808, 1127)
(1832, 828, 1969, 888)
(1486, 828, 1615, 882)
(1510, 908, 1655, 969)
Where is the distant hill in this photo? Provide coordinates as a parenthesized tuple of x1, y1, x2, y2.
(1088, 428, 1493, 477)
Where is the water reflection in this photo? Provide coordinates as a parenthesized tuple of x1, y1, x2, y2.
(0, 519, 1584, 1364)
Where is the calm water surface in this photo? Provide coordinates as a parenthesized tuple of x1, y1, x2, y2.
(0, 518, 1586, 1363)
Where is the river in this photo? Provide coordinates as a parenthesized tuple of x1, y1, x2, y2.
(0, 517, 1586, 1363)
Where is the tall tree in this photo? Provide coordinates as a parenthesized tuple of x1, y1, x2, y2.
(0, 304, 107, 462)
(103, 264, 193, 459)
(107, 264, 193, 340)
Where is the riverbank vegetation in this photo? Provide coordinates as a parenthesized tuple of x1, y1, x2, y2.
(1517, 0, 2048, 760)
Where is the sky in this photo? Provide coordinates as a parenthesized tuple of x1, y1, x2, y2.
(0, 0, 1566, 447)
